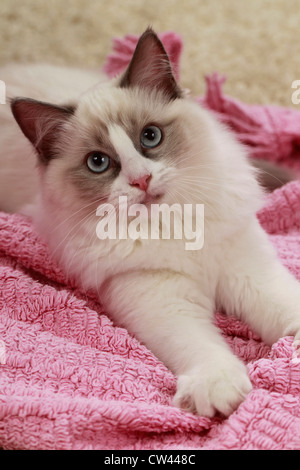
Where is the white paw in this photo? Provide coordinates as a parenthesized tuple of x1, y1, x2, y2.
(173, 358, 252, 417)
(284, 320, 300, 342)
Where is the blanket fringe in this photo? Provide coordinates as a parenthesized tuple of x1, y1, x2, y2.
(200, 73, 300, 164)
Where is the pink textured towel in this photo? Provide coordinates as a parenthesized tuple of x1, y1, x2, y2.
(1, 33, 300, 450)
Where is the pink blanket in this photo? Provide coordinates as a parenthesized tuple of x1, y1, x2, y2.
(1, 33, 300, 450)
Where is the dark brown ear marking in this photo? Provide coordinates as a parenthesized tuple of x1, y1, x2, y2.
(119, 27, 182, 100)
(11, 97, 76, 164)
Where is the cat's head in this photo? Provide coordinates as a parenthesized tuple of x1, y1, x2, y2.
(11, 29, 212, 213)
(10, 28, 261, 240)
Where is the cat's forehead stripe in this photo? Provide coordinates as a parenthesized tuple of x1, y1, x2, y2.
(108, 123, 151, 178)
(108, 124, 137, 160)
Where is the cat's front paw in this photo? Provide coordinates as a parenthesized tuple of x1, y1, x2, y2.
(287, 323, 300, 357)
(173, 359, 252, 417)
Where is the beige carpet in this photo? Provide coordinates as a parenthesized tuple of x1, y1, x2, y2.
(0, 0, 299, 107)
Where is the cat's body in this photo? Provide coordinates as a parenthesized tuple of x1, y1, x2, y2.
(1, 29, 300, 417)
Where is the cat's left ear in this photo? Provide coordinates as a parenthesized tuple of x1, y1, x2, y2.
(11, 97, 75, 164)
(119, 28, 182, 100)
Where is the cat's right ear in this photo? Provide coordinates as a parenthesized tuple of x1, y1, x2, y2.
(119, 28, 182, 100)
(11, 97, 75, 164)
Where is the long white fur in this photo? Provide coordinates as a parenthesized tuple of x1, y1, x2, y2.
(1, 61, 300, 418)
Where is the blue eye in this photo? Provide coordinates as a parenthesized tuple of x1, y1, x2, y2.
(140, 125, 162, 149)
(86, 152, 111, 173)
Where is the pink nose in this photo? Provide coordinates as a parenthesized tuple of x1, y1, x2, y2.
(130, 174, 151, 191)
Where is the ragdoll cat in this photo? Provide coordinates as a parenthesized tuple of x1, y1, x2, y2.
(1, 28, 300, 417)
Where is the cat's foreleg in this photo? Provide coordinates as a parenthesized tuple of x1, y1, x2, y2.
(102, 272, 252, 417)
(218, 218, 300, 347)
